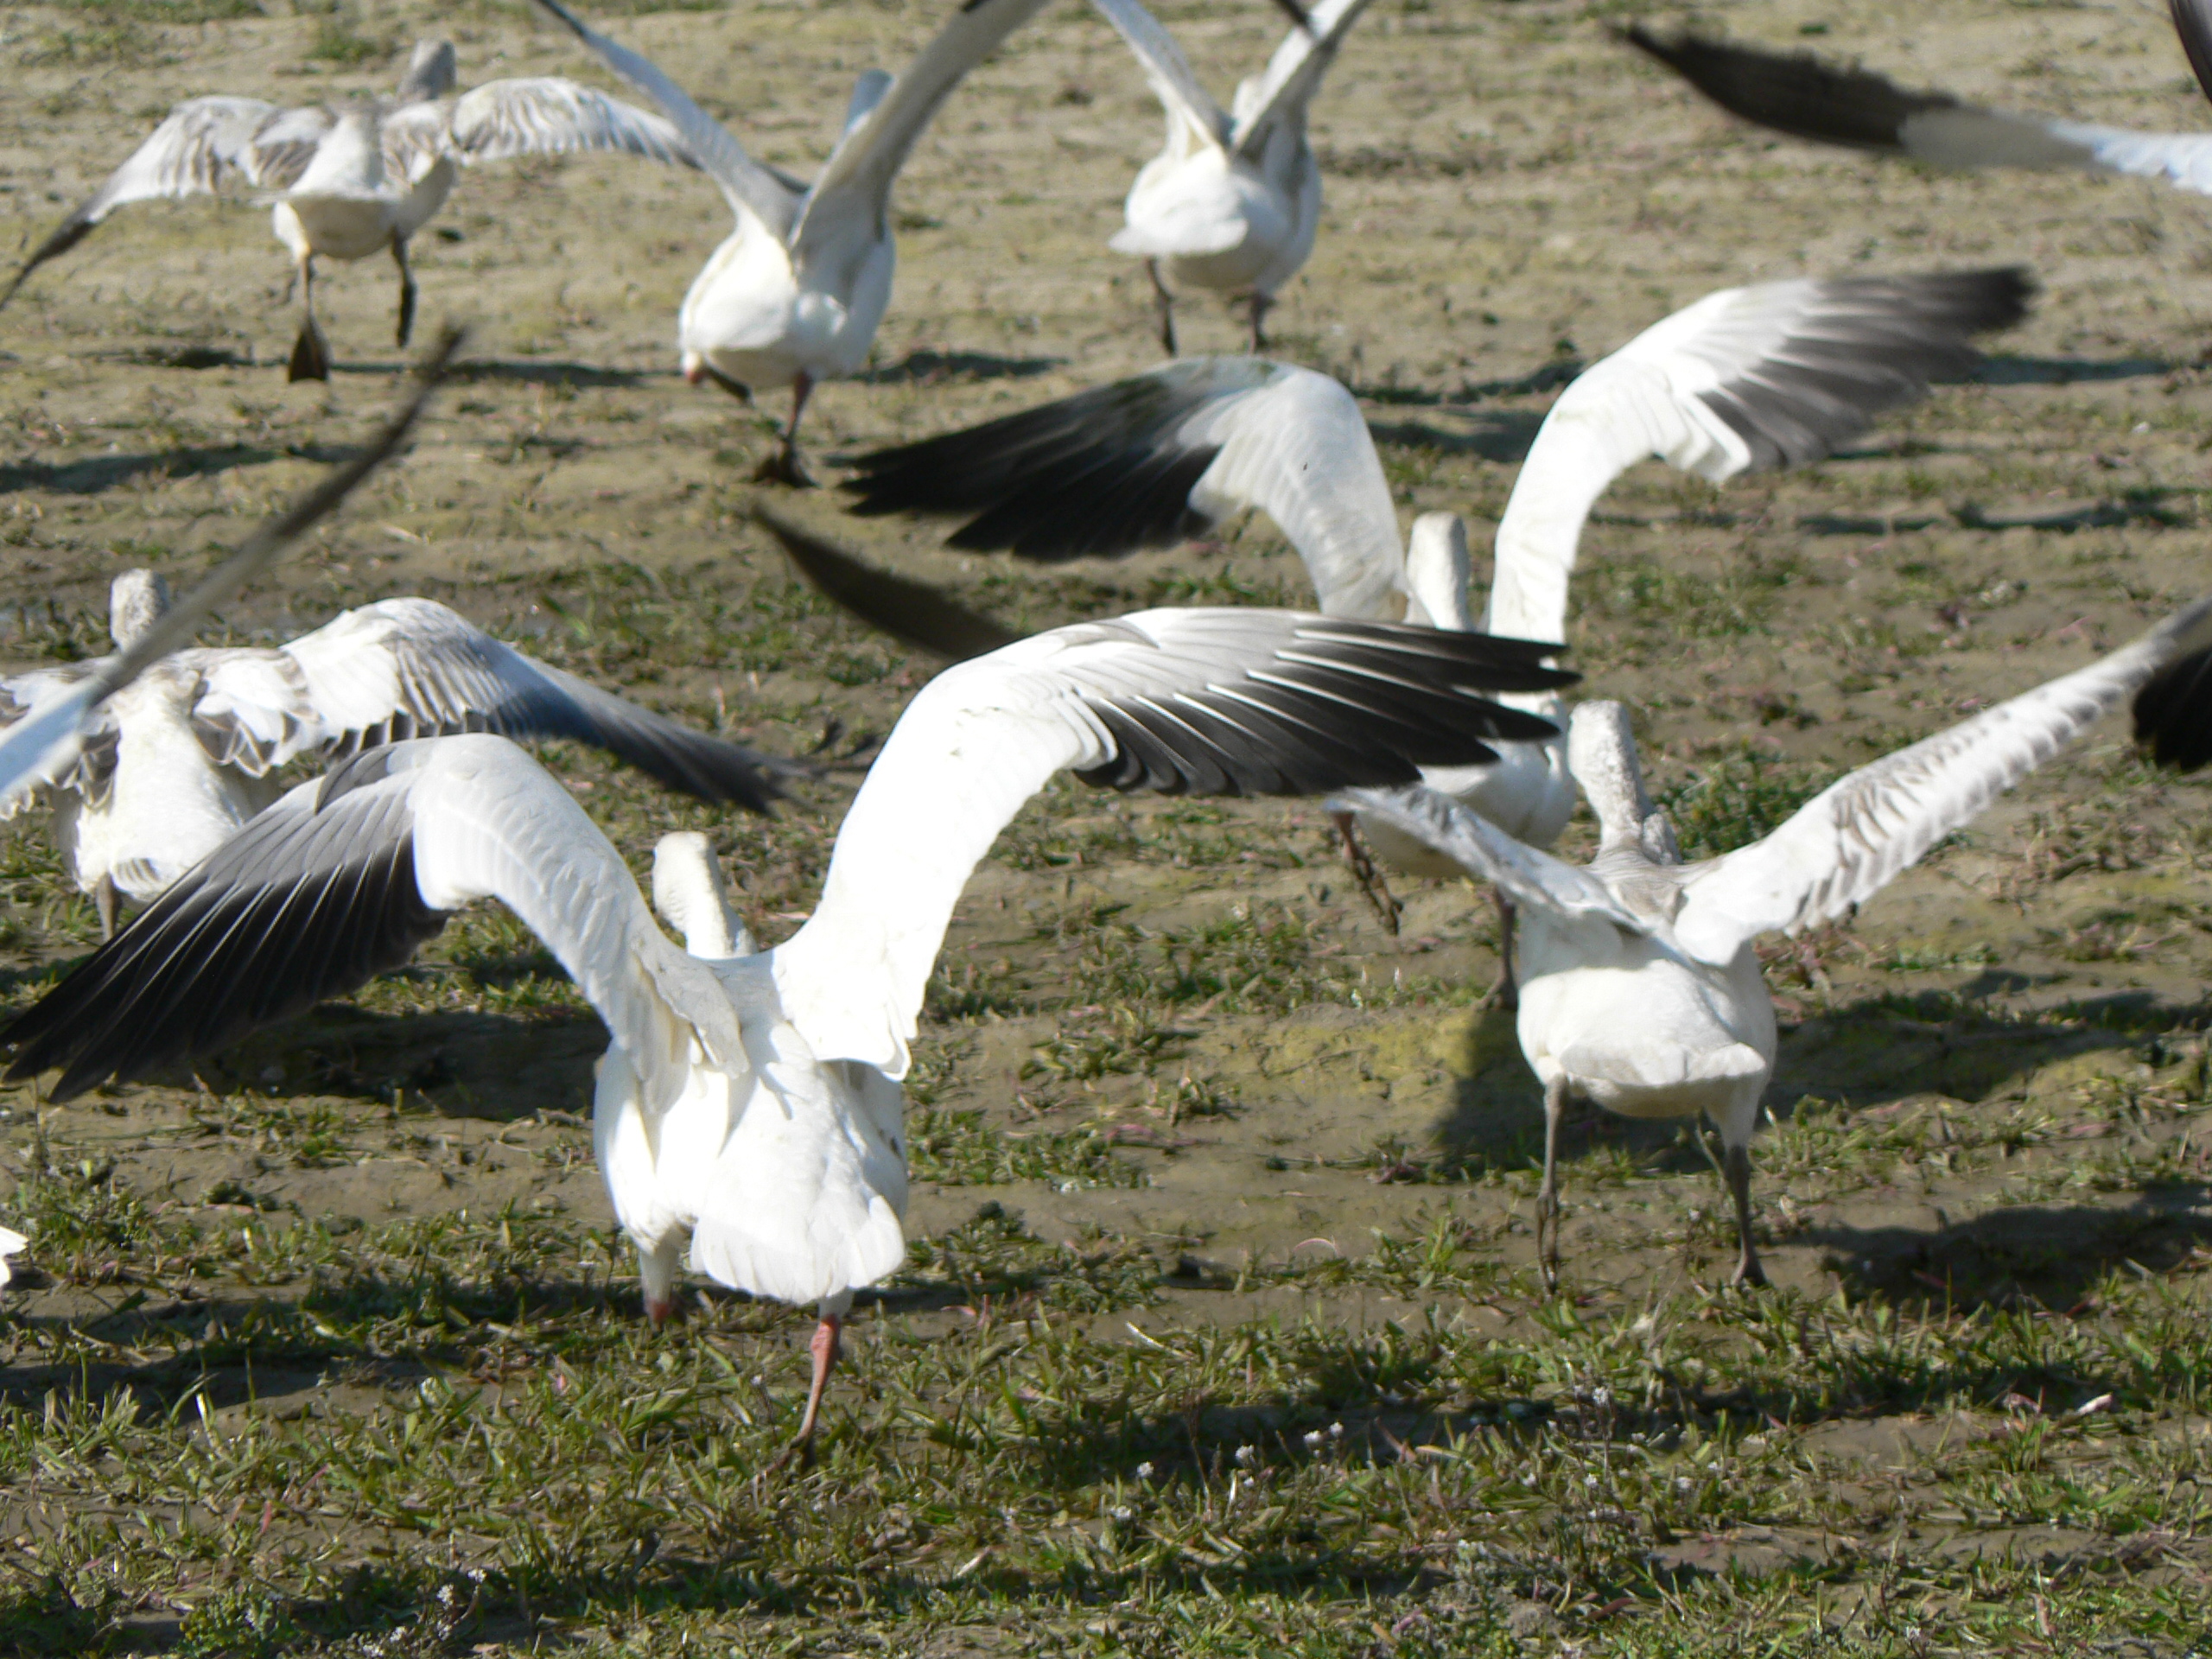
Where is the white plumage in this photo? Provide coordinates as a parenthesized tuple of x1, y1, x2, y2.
(524, 0, 1046, 484)
(2, 41, 696, 382)
(1090, 0, 1373, 352)
(1340, 589, 2212, 1287)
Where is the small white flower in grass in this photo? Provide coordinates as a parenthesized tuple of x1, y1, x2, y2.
(1135, 1462, 1154, 1481)
(1234, 1445, 1256, 1467)
(1590, 1387, 1611, 1408)
(1329, 1421, 1344, 1440)
(1676, 1478, 1693, 1493)
(1109, 1506, 1133, 1522)
(1584, 1473, 1599, 1490)
(1303, 1429, 1325, 1450)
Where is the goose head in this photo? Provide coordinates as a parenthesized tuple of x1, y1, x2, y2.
(1403, 512, 1474, 631)
(396, 40, 458, 105)
(651, 832, 755, 958)
(1567, 702, 1679, 864)
(108, 569, 172, 653)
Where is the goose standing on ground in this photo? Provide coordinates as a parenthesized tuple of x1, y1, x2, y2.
(840, 268, 2029, 948)
(1, 41, 696, 382)
(1339, 589, 2212, 1290)
(524, 0, 1047, 486)
(0, 571, 798, 938)
(1624, 4, 2212, 207)
(0, 611, 1573, 1460)
(1090, 0, 1373, 353)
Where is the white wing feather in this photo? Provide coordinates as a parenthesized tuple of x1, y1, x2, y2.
(1334, 785, 1640, 926)
(1670, 594, 2212, 963)
(1087, 0, 1230, 144)
(1230, 0, 1375, 159)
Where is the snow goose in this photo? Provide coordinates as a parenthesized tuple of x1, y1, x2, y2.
(1090, 0, 1373, 352)
(840, 269, 2029, 932)
(0, 612, 1572, 1459)
(523, 0, 1047, 486)
(3, 40, 696, 382)
(0, 571, 798, 938)
(0, 1228, 22, 1290)
(1624, 4, 2212, 204)
(0, 330, 457, 868)
(1338, 588, 2212, 1288)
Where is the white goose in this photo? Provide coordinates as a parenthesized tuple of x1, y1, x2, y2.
(1090, 0, 1373, 353)
(0, 571, 797, 937)
(1626, 3, 2212, 203)
(1340, 588, 2212, 1289)
(842, 268, 2030, 932)
(524, 0, 1046, 485)
(1, 610, 1570, 1459)
(0, 1229, 22, 1290)
(2, 41, 696, 382)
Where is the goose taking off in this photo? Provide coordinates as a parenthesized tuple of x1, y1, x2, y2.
(1, 41, 695, 382)
(1, 611, 1574, 1460)
(1090, 0, 1374, 352)
(840, 268, 2030, 931)
(524, 0, 1046, 486)
(1340, 589, 2212, 1290)
(0, 572, 798, 938)
(1624, 5, 2212, 205)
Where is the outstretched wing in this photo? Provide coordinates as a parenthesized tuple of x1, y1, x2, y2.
(1669, 594, 2212, 963)
(1484, 267, 2030, 640)
(381, 77, 696, 182)
(840, 358, 1408, 619)
(1332, 785, 1639, 926)
(522, 0, 800, 234)
(1229, 0, 1375, 160)
(793, 0, 1050, 258)
(1623, 26, 2212, 194)
(1088, 0, 1230, 145)
(3, 99, 322, 308)
(0, 737, 737, 1103)
(190, 597, 796, 810)
(772, 607, 1573, 1077)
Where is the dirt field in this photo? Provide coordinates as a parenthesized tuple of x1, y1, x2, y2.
(6, 0, 2212, 1651)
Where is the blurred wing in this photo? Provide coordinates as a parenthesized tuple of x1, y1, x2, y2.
(522, 0, 799, 234)
(1334, 785, 1639, 925)
(1623, 26, 2212, 192)
(1089, 0, 1229, 143)
(438, 77, 697, 167)
(0, 678, 105, 822)
(795, 0, 1050, 257)
(1230, 0, 1375, 159)
(2175, 0, 2212, 109)
(1485, 267, 2031, 639)
(840, 359, 1407, 618)
(194, 598, 791, 810)
(0, 737, 738, 1103)
(2133, 639, 2212, 771)
(762, 510, 1023, 660)
(3, 98, 306, 308)
(772, 608, 1573, 1076)
(1672, 594, 2212, 963)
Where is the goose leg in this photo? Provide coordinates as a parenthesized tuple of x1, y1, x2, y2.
(92, 875, 118, 943)
(1536, 1075, 1568, 1294)
(287, 255, 329, 384)
(771, 1306, 843, 1471)
(753, 372, 817, 489)
(1248, 290, 1271, 353)
(1331, 810, 1400, 934)
(1147, 259, 1178, 357)
(1480, 889, 1519, 1010)
(391, 235, 416, 348)
(1723, 1139, 1767, 1288)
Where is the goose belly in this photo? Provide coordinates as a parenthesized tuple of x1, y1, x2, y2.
(593, 1052, 731, 1262)
(278, 196, 399, 262)
(1118, 151, 1295, 295)
(681, 226, 889, 389)
(1516, 932, 1774, 1121)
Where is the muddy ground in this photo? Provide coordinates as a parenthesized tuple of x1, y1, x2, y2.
(5, 0, 2212, 1652)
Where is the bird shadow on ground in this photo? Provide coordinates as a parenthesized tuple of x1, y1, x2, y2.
(0, 442, 359, 497)
(1367, 410, 1548, 465)
(1970, 353, 2176, 386)
(1808, 1189, 2212, 1317)
(328, 358, 670, 388)
(856, 348, 1064, 385)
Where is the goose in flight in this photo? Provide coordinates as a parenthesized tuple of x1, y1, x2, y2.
(0, 610, 1573, 1459)
(2, 41, 696, 382)
(1339, 589, 2212, 1289)
(1090, 0, 1374, 353)
(840, 268, 2030, 936)
(1624, 4, 2212, 204)
(0, 571, 798, 938)
(524, 0, 1047, 486)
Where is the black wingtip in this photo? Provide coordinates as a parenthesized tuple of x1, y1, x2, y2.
(2134, 644, 2212, 772)
(2173, 0, 2212, 111)
(0, 217, 98, 312)
(755, 505, 1022, 664)
(1617, 24, 1958, 154)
